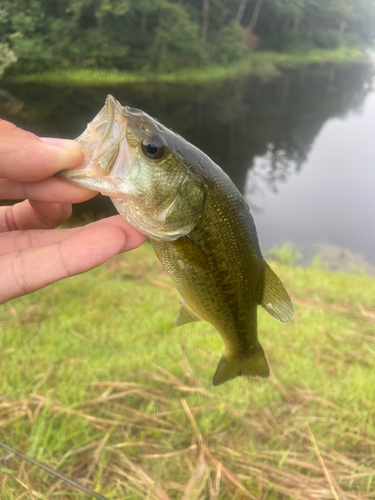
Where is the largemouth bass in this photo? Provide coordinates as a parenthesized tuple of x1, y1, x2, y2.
(60, 95, 293, 386)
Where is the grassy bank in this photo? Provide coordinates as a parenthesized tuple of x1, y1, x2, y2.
(6, 47, 364, 86)
(0, 242, 374, 499)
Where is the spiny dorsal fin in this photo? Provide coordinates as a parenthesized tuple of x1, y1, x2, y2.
(212, 344, 269, 386)
(260, 262, 293, 322)
(176, 301, 202, 327)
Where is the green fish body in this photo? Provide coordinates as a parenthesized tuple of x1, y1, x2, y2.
(60, 95, 293, 385)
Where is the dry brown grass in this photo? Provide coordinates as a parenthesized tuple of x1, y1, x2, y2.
(1, 365, 375, 499)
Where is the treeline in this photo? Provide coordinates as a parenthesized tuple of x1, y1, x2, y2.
(1, 0, 374, 76)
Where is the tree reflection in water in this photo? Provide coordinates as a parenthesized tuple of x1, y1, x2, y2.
(1, 61, 373, 220)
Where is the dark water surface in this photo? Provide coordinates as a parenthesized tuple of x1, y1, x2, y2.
(1, 61, 374, 265)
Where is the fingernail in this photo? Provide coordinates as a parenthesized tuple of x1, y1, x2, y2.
(40, 137, 79, 150)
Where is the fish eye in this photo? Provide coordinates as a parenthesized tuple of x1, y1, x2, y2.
(141, 137, 165, 160)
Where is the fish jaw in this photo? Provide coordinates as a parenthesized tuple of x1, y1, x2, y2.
(59, 95, 134, 196)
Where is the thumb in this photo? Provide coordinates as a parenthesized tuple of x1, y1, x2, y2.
(0, 120, 84, 182)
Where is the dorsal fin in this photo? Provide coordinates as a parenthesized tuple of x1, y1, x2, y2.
(260, 262, 293, 322)
(176, 301, 202, 327)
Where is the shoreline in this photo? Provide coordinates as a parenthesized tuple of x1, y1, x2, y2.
(4, 47, 365, 86)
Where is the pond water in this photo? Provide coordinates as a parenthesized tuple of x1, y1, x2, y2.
(1, 61, 374, 266)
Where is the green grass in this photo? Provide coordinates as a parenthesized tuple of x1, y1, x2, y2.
(1, 241, 375, 499)
(6, 47, 364, 86)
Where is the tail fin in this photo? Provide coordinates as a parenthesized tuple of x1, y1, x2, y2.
(212, 344, 269, 386)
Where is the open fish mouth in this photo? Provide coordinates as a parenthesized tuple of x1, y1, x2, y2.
(59, 95, 133, 196)
(60, 94, 206, 242)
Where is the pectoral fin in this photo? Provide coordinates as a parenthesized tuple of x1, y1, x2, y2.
(260, 262, 293, 322)
(175, 301, 202, 327)
(212, 344, 269, 386)
(161, 175, 205, 236)
(170, 236, 208, 269)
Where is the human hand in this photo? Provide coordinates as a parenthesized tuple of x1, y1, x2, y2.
(0, 120, 147, 304)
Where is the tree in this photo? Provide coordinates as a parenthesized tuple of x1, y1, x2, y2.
(0, 42, 17, 77)
(200, 0, 209, 41)
(152, 1, 202, 72)
(0, 4, 17, 77)
(236, 0, 248, 24)
(0, 0, 375, 76)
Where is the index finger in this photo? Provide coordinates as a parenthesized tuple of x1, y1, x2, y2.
(0, 120, 84, 182)
(0, 224, 129, 305)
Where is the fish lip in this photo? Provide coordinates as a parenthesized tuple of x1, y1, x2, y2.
(122, 105, 143, 116)
(59, 94, 132, 194)
(94, 94, 118, 152)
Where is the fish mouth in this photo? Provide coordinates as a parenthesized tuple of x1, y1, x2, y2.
(59, 95, 132, 196)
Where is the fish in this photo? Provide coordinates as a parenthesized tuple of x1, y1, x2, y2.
(60, 95, 293, 386)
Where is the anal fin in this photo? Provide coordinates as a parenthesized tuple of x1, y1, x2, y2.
(260, 262, 293, 322)
(176, 301, 202, 327)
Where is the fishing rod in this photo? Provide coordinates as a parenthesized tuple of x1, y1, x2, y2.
(0, 441, 109, 500)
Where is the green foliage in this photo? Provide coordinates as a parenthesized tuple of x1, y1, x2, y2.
(256, 0, 375, 51)
(146, 1, 205, 72)
(0, 3, 17, 76)
(0, 0, 374, 77)
(211, 20, 248, 65)
(9, 47, 362, 86)
(0, 42, 17, 76)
